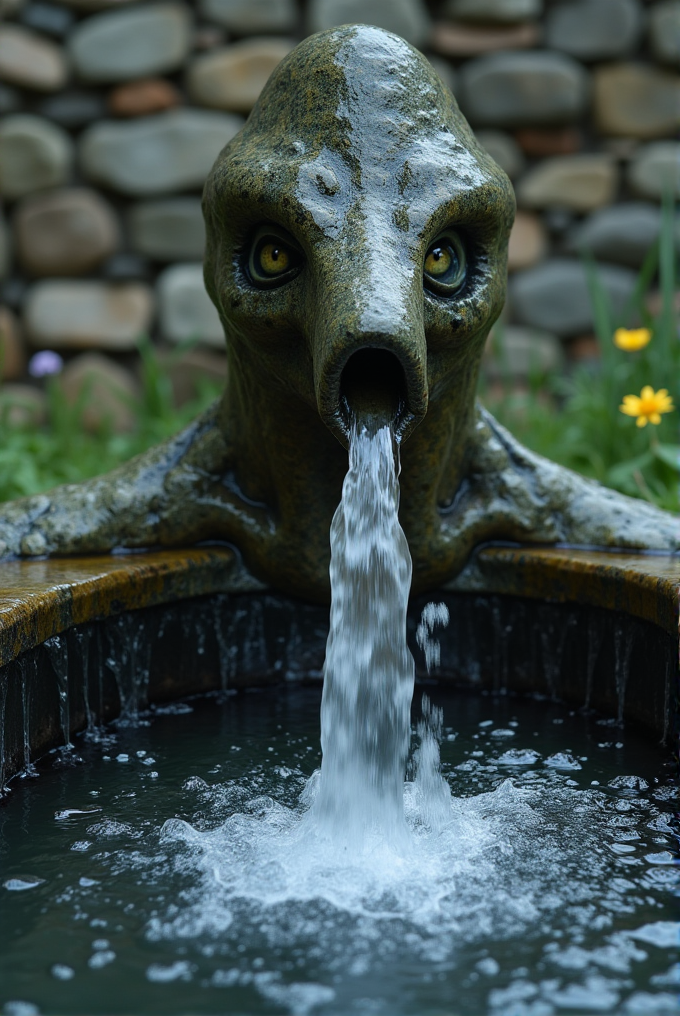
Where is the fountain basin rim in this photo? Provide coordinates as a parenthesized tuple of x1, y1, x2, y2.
(0, 544, 678, 669)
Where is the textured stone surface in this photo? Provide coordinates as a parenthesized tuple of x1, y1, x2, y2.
(516, 154, 617, 213)
(0, 305, 26, 380)
(567, 203, 679, 268)
(476, 129, 525, 179)
(594, 64, 680, 139)
(187, 39, 294, 113)
(508, 210, 547, 271)
(128, 198, 205, 260)
(15, 188, 120, 277)
(59, 352, 140, 432)
(514, 126, 581, 157)
(307, 0, 431, 47)
(509, 259, 637, 336)
(0, 115, 73, 199)
(79, 110, 244, 196)
(24, 281, 154, 350)
(68, 2, 192, 83)
(157, 263, 223, 346)
(198, 0, 297, 33)
(427, 56, 457, 95)
(485, 324, 563, 377)
(649, 1, 680, 66)
(444, 0, 542, 23)
(430, 20, 539, 57)
(626, 142, 680, 200)
(459, 52, 589, 128)
(0, 24, 68, 91)
(545, 0, 642, 61)
(38, 90, 106, 127)
(108, 78, 182, 117)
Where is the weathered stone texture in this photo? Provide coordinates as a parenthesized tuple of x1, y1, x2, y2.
(68, 3, 192, 82)
(0, 115, 73, 199)
(79, 110, 244, 196)
(459, 52, 589, 127)
(157, 263, 224, 346)
(187, 39, 294, 113)
(14, 188, 120, 277)
(0, 25, 69, 91)
(24, 281, 154, 350)
(516, 154, 617, 213)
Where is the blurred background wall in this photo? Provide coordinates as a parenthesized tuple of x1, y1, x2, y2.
(0, 0, 678, 428)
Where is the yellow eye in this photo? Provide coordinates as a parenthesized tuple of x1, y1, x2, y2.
(423, 232, 466, 295)
(424, 245, 452, 277)
(258, 242, 290, 276)
(248, 228, 302, 288)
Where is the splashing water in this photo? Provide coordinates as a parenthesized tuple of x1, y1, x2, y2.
(308, 421, 414, 847)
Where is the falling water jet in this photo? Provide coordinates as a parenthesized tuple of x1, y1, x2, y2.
(308, 415, 414, 849)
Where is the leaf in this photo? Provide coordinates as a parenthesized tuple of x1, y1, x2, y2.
(652, 443, 680, 473)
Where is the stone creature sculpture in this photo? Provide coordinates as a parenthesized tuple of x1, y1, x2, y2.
(0, 25, 677, 600)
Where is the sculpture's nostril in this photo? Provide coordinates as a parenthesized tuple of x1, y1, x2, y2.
(340, 349, 407, 432)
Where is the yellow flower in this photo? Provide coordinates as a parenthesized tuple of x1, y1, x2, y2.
(613, 327, 652, 351)
(619, 386, 675, 427)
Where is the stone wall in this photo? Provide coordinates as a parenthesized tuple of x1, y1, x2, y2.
(0, 0, 678, 423)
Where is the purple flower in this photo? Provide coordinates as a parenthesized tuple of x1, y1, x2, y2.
(28, 350, 64, 378)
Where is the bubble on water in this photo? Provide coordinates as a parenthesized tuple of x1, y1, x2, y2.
(87, 951, 115, 970)
(3, 1003, 40, 1016)
(627, 923, 680, 949)
(497, 749, 540, 766)
(3, 876, 45, 891)
(86, 821, 139, 840)
(70, 841, 91, 852)
(146, 961, 193, 983)
(624, 991, 680, 1012)
(609, 776, 650, 792)
(544, 753, 582, 770)
(490, 729, 515, 739)
(50, 965, 74, 981)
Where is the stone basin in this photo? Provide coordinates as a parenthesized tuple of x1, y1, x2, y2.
(1, 546, 678, 789)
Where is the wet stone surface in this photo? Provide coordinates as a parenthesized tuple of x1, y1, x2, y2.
(0, 685, 677, 1016)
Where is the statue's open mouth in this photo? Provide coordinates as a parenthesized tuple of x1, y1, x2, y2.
(337, 348, 425, 442)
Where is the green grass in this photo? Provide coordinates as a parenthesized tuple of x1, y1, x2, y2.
(0, 341, 223, 502)
(481, 195, 680, 513)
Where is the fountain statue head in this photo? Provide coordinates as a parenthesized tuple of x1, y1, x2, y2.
(203, 24, 515, 447)
(0, 23, 676, 597)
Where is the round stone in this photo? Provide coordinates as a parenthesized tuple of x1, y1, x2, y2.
(509, 258, 637, 337)
(0, 115, 73, 200)
(431, 20, 539, 58)
(187, 39, 294, 114)
(79, 109, 244, 196)
(507, 210, 546, 271)
(516, 154, 618, 213)
(58, 352, 141, 433)
(24, 281, 154, 350)
(626, 142, 680, 200)
(127, 198, 205, 260)
(649, 1, 680, 66)
(19, 2, 75, 37)
(38, 91, 106, 128)
(307, 0, 431, 48)
(458, 52, 589, 128)
(197, 0, 297, 33)
(0, 83, 20, 115)
(545, 0, 642, 62)
(155, 346, 227, 406)
(594, 64, 680, 139)
(0, 24, 68, 91)
(567, 203, 680, 268)
(157, 263, 223, 347)
(108, 79, 182, 117)
(475, 129, 525, 179)
(14, 188, 120, 277)
(443, 0, 542, 23)
(68, 2, 192, 83)
(514, 126, 582, 158)
(484, 324, 562, 379)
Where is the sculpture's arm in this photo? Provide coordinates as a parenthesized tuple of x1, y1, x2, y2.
(0, 402, 272, 559)
(443, 405, 680, 575)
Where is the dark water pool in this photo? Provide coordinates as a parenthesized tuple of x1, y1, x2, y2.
(1, 686, 678, 1016)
